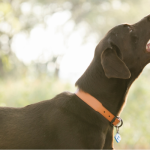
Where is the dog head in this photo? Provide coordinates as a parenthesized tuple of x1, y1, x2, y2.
(95, 14, 150, 79)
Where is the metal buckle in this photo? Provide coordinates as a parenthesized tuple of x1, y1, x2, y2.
(110, 116, 123, 128)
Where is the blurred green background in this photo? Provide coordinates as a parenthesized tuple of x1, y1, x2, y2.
(0, 0, 150, 148)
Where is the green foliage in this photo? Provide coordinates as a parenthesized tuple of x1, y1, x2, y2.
(0, 0, 150, 148)
(114, 66, 150, 148)
(1, 69, 150, 148)
(1, 0, 150, 77)
(0, 75, 75, 107)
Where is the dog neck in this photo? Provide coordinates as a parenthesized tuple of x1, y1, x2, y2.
(75, 58, 136, 116)
(75, 89, 121, 126)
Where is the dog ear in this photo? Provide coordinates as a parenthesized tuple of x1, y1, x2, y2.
(101, 48, 131, 79)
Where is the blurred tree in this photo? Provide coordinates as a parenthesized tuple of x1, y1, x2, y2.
(0, 1, 26, 77)
(0, 0, 150, 148)
(1, 0, 150, 78)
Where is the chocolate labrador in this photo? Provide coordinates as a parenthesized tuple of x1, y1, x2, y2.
(0, 15, 150, 149)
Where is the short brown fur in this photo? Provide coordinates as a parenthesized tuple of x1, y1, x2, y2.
(0, 15, 150, 149)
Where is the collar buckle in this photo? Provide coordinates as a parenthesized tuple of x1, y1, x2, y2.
(111, 116, 123, 127)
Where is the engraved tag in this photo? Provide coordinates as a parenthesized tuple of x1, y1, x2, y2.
(114, 133, 121, 143)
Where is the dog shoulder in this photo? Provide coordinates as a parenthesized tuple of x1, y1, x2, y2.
(23, 92, 74, 112)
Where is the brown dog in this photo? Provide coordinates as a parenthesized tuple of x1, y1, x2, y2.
(0, 15, 150, 149)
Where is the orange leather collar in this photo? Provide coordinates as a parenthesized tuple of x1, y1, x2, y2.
(75, 89, 121, 126)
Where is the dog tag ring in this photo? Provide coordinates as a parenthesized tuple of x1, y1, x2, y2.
(114, 127, 121, 143)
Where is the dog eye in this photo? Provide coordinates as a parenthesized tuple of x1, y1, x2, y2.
(123, 24, 133, 33)
(127, 26, 133, 33)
